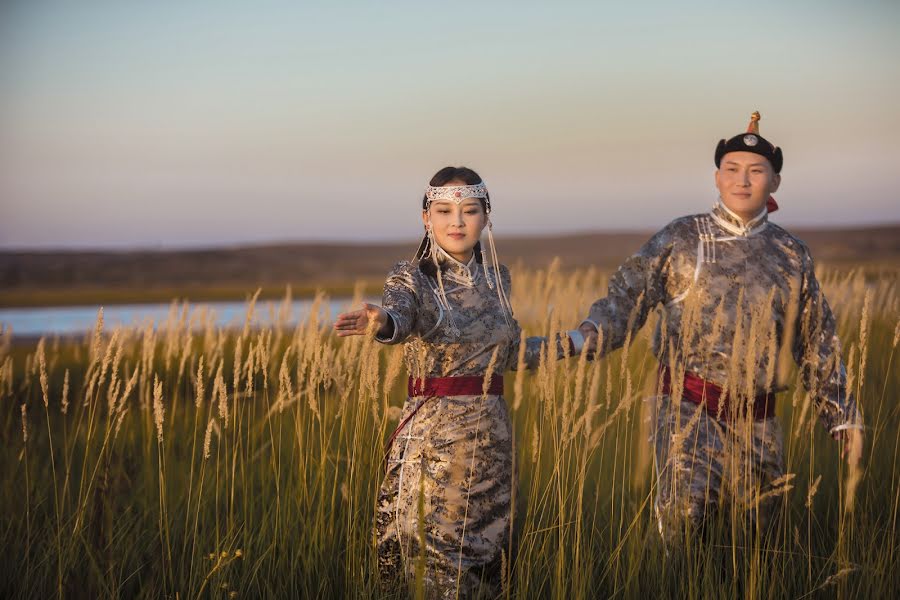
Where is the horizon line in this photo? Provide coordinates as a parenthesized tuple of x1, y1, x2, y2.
(2, 221, 899, 254)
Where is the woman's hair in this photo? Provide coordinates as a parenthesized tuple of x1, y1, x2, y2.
(415, 166, 489, 275)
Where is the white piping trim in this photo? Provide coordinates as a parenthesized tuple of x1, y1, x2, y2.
(666, 218, 708, 309)
(394, 400, 424, 568)
(709, 199, 768, 237)
(665, 289, 691, 308)
(432, 245, 479, 285)
(432, 242, 477, 269)
(579, 318, 600, 334)
(375, 309, 403, 344)
(829, 423, 866, 434)
(703, 217, 717, 263)
(695, 218, 703, 263)
(421, 297, 444, 340)
(422, 277, 448, 340)
(567, 330, 585, 355)
(442, 262, 481, 290)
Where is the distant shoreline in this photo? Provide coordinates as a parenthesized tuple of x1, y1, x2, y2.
(3, 222, 899, 254)
(0, 281, 381, 309)
(3, 226, 898, 309)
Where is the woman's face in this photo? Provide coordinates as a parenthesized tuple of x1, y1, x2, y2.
(422, 181, 487, 263)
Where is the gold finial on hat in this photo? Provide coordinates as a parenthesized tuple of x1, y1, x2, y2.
(747, 111, 761, 134)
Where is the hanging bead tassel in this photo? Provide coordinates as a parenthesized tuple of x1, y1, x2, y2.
(436, 266, 460, 337)
(427, 225, 461, 337)
(481, 239, 494, 290)
(486, 220, 514, 331)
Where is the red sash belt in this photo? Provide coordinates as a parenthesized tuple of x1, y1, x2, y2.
(407, 374, 504, 397)
(385, 375, 504, 473)
(659, 366, 775, 421)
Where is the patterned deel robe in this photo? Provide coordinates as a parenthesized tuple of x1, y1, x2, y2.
(582, 200, 862, 538)
(374, 254, 566, 597)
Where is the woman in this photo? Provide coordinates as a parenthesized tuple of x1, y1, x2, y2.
(334, 166, 584, 598)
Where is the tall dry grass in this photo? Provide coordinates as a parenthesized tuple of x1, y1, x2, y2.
(0, 263, 898, 598)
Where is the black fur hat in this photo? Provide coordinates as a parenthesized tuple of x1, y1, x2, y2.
(714, 111, 783, 173)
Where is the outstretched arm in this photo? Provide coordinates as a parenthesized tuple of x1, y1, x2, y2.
(508, 329, 586, 371)
(333, 261, 419, 344)
(792, 250, 863, 461)
(499, 265, 586, 371)
(579, 226, 674, 357)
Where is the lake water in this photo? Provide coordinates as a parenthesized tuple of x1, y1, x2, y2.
(0, 298, 368, 338)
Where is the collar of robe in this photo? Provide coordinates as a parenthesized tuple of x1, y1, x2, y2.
(432, 243, 480, 287)
(709, 198, 769, 237)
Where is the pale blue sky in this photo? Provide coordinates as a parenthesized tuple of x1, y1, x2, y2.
(1, 0, 898, 249)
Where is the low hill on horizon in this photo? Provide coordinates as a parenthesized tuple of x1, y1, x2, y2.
(2, 225, 898, 307)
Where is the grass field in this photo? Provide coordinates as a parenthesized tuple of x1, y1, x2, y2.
(1, 262, 898, 598)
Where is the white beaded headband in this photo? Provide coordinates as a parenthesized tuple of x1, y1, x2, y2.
(424, 182, 489, 204)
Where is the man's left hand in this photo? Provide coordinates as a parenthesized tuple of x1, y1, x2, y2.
(834, 428, 864, 466)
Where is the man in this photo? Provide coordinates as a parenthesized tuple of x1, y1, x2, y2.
(578, 112, 863, 545)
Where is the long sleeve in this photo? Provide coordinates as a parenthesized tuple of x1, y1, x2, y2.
(375, 261, 420, 345)
(791, 249, 862, 434)
(582, 226, 674, 357)
(507, 332, 580, 371)
(507, 330, 552, 371)
(499, 265, 580, 371)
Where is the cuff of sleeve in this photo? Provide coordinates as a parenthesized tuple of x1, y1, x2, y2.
(829, 422, 865, 434)
(566, 330, 585, 355)
(374, 309, 401, 344)
(579, 318, 600, 334)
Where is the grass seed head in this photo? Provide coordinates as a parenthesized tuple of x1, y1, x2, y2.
(203, 417, 216, 459)
(20, 403, 27, 443)
(152, 375, 164, 443)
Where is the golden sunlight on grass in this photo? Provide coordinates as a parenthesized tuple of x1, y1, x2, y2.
(0, 263, 897, 598)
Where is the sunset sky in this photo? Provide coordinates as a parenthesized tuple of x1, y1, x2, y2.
(1, 0, 898, 249)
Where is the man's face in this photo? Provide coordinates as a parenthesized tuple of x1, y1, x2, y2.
(715, 151, 781, 221)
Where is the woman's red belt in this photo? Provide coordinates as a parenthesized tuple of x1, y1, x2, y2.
(407, 374, 504, 397)
(659, 366, 775, 421)
(384, 375, 504, 473)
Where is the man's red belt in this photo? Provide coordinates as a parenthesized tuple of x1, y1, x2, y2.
(659, 366, 775, 421)
(407, 374, 504, 397)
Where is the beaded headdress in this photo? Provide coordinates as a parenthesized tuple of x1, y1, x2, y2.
(425, 183, 490, 209)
